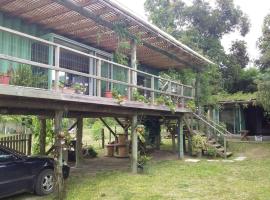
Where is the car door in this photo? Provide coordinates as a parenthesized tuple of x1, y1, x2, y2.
(0, 148, 31, 198)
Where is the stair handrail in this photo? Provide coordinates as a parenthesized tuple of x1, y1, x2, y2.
(194, 113, 233, 136)
(192, 112, 230, 158)
(192, 113, 225, 137)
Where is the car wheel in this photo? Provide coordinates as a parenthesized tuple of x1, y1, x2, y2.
(35, 169, 54, 196)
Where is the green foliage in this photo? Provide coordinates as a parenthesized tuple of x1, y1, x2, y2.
(138, 154, 152, 166)
(11, 64, 48, 88)
(84, 146, 98, 158)
(145, 0, 253, 97)
(155, 95, 176, 113)
(257, 14, 270, 71)
(206, 146, 218, 158)
(191, 134, 207, 154)
(210, 92, 256, 105)
(91, 120, 104, 141)
(186, 100, 196, 111)
(256, 70, 270, 111)
(133, 90, 149, 103)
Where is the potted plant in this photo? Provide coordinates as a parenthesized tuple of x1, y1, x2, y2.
(138, 154, 151, 173)
(191, 134, 207, 158)
(72, 83, 87, 94)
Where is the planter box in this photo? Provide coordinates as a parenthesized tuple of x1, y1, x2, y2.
(0, 75, 10, 85)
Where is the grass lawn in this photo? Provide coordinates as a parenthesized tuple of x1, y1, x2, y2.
(9, 141, 270, 200)
(57, 142, 270, 200)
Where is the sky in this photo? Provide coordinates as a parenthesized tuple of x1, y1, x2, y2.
(116, 0, 270, 65)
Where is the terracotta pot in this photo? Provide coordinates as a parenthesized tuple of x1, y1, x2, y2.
(117, 145, 128, 157)
(118, 134, 127, 145)
(178, 103, 185, 108)
(0, 75, 10, 84)
(63, 87, 76, 94)
(106, 144, 114, 157)
(104, 91, 113, 98)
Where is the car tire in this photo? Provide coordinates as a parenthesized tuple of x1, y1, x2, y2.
(35, 169, 54, 196)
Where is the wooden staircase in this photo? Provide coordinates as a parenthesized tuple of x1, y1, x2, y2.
(185, 113, 234, 158)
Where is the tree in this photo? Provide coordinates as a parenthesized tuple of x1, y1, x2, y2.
(221, 40, 251, 93)
(229, 40, 249, 68)
(144, 0, 250, 102)
(145, 0, 250, 64)
(257, 70, 270, 111)
(257, 14, 270, 71)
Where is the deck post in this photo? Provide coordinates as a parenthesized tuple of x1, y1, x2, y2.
(39, 117, 46, 155)
(131, 115, 138, 173)
(151, 76, 155, 104)
(76, 117, 83, 168)
(54, 110, 64, 199)
(96, 59, 102, 97)
(54, 46, 60, 91)
(131, 39, 137, 98)
(177, 116, 184, 159)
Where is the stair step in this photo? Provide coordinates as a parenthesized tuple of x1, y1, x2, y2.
(208, 140, 216, 144)
(225, 152, 233, 157)
(212, 143, 221, 148)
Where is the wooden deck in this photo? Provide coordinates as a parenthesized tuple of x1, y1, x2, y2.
(0, 84, 191, 118)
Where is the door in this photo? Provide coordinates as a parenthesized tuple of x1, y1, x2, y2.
(0, 149, 30, 198)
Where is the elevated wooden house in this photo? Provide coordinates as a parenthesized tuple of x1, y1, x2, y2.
(0, 0, 214, 180)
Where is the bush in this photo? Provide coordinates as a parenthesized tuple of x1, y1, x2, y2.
(86, 147, 98, 158)
(206, 146, 217, 158)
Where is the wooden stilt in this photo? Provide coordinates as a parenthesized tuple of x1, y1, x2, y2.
(172, 131, 176, 153)
(54, 110, 64, 200)
(76, 117, 83, 168)
(39, 117, 46, 155)
(177, 116, 184, 159)
(131, 115, 138, 173)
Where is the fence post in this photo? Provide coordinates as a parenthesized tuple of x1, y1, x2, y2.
(27, 134, 32, 155)
(54, 46, 60, 91)
(96, 59, 102, 97)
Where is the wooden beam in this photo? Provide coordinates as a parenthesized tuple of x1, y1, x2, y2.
(52, 0, 194, 67)
(14, 1, 51, 15)
(99, 118, 117, 139)
(131, 115, 138, 173)
(76, 117, 83, 168)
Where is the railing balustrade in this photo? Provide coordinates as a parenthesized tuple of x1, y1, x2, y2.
(0, 26, 194, 108)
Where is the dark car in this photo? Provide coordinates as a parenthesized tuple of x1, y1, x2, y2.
(0, 145, 70, 199)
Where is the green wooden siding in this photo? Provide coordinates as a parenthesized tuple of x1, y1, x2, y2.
(0, 12, 48, 73)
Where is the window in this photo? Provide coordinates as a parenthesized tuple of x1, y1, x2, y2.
(0, 149, 15, 162)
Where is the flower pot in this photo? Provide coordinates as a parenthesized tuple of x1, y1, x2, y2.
(117, 134, 127, 145)
(0, 75, 10, 84)
(178, 102, 185, 108)
(106, 144, 114, 157)
(117, 145, 128, 158)
(63, 87, 76, 94)
(104, 91, 113, 98)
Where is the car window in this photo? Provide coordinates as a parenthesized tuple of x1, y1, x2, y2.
(0, 149, 15, 162)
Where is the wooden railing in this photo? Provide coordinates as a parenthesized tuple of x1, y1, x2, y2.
(0, 26, 194, 106)
(0, 134, 32, 155)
